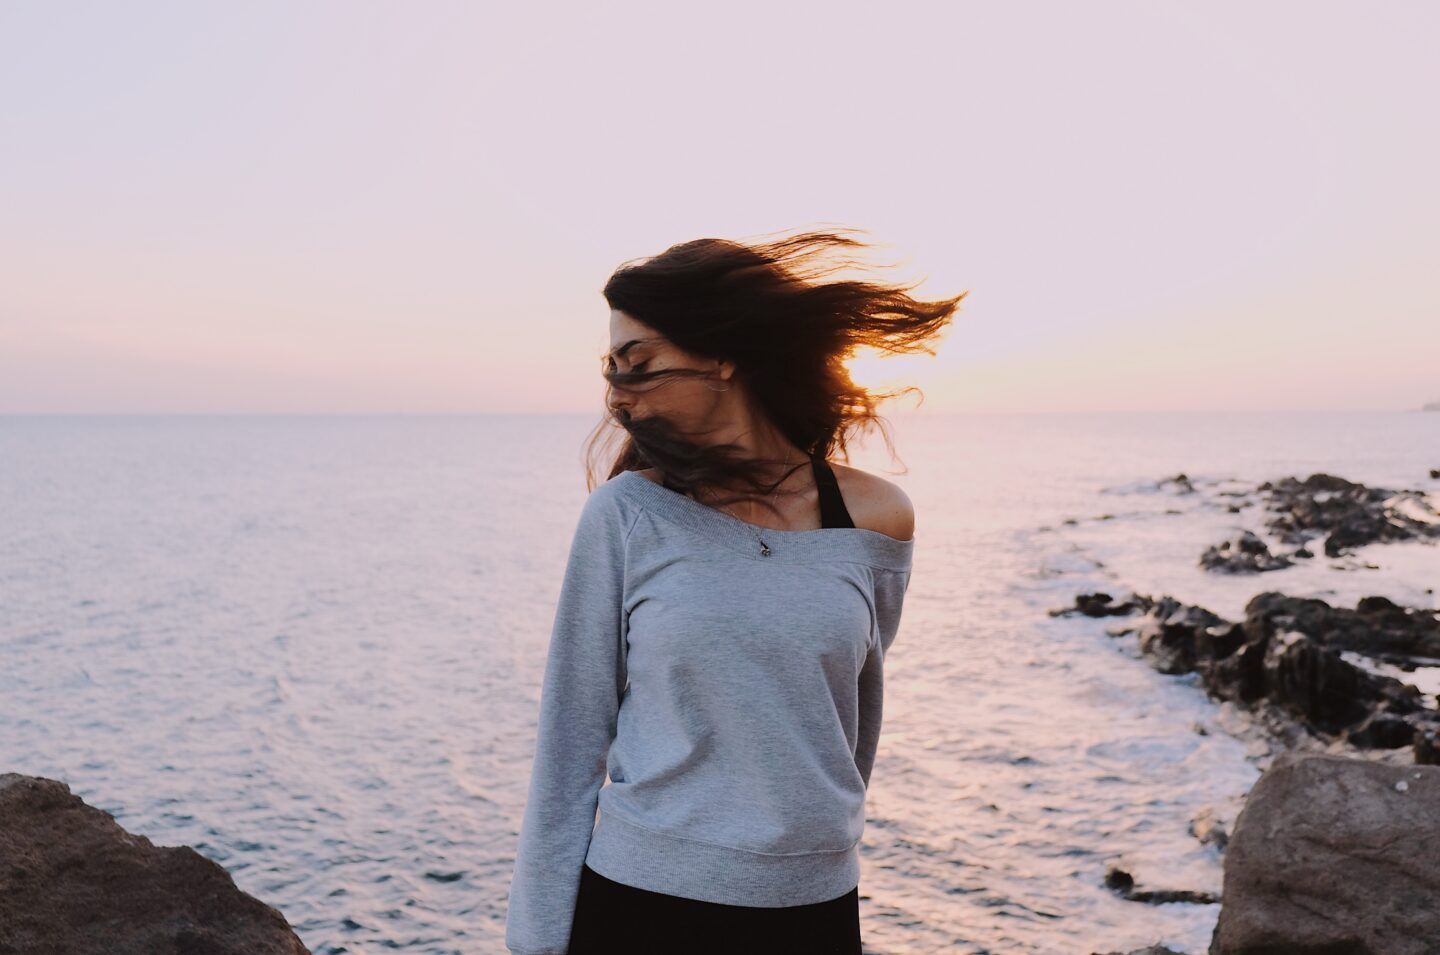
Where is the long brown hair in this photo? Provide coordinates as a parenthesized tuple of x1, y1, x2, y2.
(584, 226, 963, 510)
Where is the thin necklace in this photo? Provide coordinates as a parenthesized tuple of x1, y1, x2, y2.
(710, 455, 809, 557)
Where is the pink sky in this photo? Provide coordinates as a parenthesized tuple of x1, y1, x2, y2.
(1, 1, 1435, 414)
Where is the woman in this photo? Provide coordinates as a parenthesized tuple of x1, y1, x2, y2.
(505, 228, 961, 954)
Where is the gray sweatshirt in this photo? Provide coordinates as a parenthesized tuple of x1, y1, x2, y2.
(504, 468, 914, 954)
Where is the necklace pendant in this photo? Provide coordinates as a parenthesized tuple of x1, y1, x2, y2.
(759, 540, 772, 556)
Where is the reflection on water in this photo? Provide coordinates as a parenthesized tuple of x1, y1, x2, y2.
(2, 411, 1435, 954)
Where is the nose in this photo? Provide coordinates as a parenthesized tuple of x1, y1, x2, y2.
(607, 387, 634, 417)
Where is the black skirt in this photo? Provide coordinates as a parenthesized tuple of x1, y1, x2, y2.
(567, 863, 863, 954)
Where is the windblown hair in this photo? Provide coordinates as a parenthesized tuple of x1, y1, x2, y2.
(584, 226, 963, 511)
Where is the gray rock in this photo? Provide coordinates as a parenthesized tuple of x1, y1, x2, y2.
(0, 773, 310, 955)
(1210, 753, 1440, 955)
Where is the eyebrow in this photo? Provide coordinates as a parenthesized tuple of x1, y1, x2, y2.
(603, 337, 659, 362)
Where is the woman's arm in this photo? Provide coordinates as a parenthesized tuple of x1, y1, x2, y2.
(855, 566, 912, 791)
(505, 485, 636, 955)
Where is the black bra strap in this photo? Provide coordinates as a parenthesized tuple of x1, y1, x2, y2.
(660, 457, 856, 529)
(811, 454, 856, 529)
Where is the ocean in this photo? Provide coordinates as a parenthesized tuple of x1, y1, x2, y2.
(2, 411, 1436, 954)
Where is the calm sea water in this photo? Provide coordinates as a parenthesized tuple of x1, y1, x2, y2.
(2, 412, 1437, 954)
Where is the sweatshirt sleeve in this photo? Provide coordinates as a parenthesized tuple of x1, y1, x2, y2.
(505, 483, 635, 955)
(855, 565, 912, 791)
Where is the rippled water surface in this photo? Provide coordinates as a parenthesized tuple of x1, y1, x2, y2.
(3, 411, 1437, 954)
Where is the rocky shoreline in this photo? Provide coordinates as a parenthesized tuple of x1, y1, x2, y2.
(5, 467, 1434, 953)
(1054, 470, 1440, 954)
(1053, 589, 1440, 761)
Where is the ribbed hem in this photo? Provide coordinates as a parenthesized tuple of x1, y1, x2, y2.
(582, 809, 861, 908)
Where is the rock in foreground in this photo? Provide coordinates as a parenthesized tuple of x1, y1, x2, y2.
(0, 773, 310, 955)
(1210, 752, 1440, 955)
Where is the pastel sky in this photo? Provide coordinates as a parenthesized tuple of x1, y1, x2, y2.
(1, 1, 1435, 414)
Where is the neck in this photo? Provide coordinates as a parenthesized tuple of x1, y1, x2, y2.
(703, 396, 809, 472)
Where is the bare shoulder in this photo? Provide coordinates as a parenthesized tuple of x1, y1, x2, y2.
(831, 463, 915, 542)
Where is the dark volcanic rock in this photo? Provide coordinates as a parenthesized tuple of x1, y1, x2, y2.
(1258, 472, 1440, 557)
(1049, 591, 1144, 618)
(1230, 593, 1433, 738)
(1158, 472, 1196, 494)
(1110, 592, 1440, 757)
(0, 774, 310, 955)
(1125, 595, 1244, 675)
(1243, 591, 1440, 662)
(1199, 530, 1294, 574)
(1103, 865, 1218, 905)
(1209, 752, 1440, 955)
(1417, 725, 1440, 764)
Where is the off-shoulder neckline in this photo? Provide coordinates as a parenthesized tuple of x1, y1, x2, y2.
(610, 469, 915, 570)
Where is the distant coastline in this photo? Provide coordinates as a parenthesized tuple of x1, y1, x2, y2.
(1423, 400, 1440, 411)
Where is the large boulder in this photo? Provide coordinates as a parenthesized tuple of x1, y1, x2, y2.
(1210, 753, 1440, 955)
(0, 773, 310, 955)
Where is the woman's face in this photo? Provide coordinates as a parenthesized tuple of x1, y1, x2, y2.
(604, 309, 729, 427)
